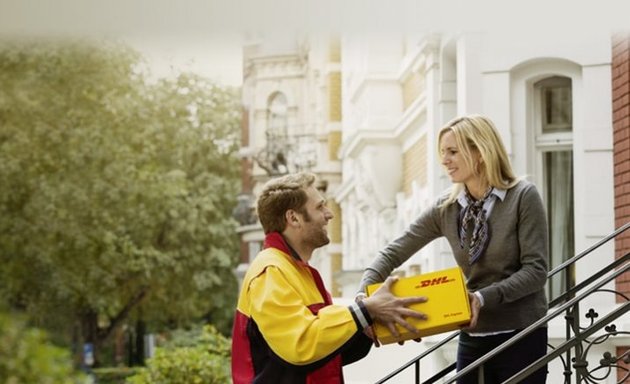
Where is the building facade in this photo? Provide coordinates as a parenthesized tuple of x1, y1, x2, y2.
(235, 30, 630, 383)
(235, 35, 345, 295)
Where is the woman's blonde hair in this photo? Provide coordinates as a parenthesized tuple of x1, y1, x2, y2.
(438, 115, 519, 208)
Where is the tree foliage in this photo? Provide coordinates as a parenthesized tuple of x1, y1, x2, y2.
(0, 39, 241, 357)
(0, 311, 86, 383)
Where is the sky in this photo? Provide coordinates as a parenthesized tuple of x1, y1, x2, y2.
(0, 0, 629, 87)
(124, 35, 243, 86)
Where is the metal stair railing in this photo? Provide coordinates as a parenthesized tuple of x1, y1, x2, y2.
(375, 331, 460, 384)
(376, 221, 630, 384)
(449, 254, 629, 384)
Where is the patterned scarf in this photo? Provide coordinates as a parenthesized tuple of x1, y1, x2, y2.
(458, 187, 494, 265)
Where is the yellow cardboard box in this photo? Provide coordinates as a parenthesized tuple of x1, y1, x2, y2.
(366, 266, 471, 345)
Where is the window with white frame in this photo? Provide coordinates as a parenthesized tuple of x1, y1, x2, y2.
(534, 76, 575, 301)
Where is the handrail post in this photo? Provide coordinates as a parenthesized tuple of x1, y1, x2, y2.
(564, 305, 572, 384)
(570, 257, 584, 384)
(415, 361, 419, 384)
(565, 262, 579, 384)
(560, 230, 582, 384)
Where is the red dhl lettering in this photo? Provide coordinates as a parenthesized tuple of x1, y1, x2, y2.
(414, 276, 454, 288)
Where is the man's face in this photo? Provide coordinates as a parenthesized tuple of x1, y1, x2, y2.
(298, 186, 334, 249)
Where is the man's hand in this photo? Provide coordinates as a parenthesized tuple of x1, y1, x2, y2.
(362, 325, 381, 347)
(361, 276, 428, 341)
(354, 294, 382, 347)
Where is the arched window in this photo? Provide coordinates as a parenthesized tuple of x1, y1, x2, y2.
(534, 76, 574, 300)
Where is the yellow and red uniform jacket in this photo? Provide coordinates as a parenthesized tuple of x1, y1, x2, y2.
(231, 232, 372, 383)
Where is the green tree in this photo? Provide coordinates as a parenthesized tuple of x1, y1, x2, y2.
(0, 39, 241, 364)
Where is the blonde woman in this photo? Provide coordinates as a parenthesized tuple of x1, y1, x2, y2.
(358, 115, 549, 383)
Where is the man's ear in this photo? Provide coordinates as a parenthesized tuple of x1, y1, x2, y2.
(285, 210, 300, 227)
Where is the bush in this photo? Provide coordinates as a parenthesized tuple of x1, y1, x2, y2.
(92, 367, 139, 384)
(126, 325, 230, 384)
(0, 311, 86, 384)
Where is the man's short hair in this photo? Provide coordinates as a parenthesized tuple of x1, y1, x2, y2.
(256, 172, 317, 234)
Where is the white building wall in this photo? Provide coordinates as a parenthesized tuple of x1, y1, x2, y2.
(456, 34, 483, 114)
(575, 63, 616, 306)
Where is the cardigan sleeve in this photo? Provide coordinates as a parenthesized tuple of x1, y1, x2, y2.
(358, 200, 444, 293)
(477, 182, 549, 308)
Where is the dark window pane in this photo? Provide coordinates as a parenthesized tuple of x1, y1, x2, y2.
(544, 150, 574, 301)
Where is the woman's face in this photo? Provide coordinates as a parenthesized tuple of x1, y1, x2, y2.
(439, 130, 481, 186)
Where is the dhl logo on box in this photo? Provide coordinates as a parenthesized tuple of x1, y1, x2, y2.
(366, 266, 471, 345)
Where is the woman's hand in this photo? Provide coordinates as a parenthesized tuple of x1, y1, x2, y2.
(463, 291, 481, 330)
